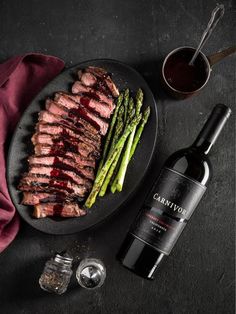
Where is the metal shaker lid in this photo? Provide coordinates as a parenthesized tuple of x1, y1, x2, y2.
(76, 258, 106, 289)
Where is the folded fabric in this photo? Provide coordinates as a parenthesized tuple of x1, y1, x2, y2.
(0, 53, 64, 253)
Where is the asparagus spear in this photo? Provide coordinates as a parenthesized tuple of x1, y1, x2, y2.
(115, 89, 144, 192)
(99, 96, 133, 195)
(125, 97, 134, 127)
(85, 114, 142, 208)
(110, 177, 118, 193)
(129, 106, 151, 161)
(96, 93, 124, 176)
(110, 106, 149, 193)
(123, 88, 130, 125)
(99, 145, 123, 196)
(107, 104, 124, 158)
(110, 97, 135, 193)
(109, 153, 121, 193)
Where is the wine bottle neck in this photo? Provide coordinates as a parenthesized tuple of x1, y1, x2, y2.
(192, 138, 213, 155)
(192, 104, 231, 155)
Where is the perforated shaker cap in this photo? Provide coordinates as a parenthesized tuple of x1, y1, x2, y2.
(76, 258, 106, 289)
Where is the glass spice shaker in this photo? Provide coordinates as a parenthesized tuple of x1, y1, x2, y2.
(76, 258, 106, 289)
(39, 254, 73, 295)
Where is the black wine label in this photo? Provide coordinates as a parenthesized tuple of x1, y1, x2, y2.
(131, 167, 206, 255)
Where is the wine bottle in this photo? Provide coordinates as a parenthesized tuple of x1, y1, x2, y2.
(117, 104, 231, 279)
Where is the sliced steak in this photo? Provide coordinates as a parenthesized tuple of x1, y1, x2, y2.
(32, 133, 54, 146)
(79, 71, 97, 87)
(85, 66, 119, 97)
(39, 110, 74, 128)
(31, 151, 95, 168)
(28, 156, 95, 179)
(72, 81, 114, 107)
(67, 94, 114, 118)
(54, 94, 109, 135)
(32, 134, 98, 158)
(46, 99, 103, 135)
(22, 192, 67, 205)
(34, 144, 52, 156)
(79, 71, 111, 97)
(47, 97, 108, 135)
(36, 122, 100, 151)
(19, 175, 89, 197)
(46, 99, 68, 117)
(18, 65, 120, 219)
(21, 172, 92, 190)
(64, 152, 95, 168)
(39, 110, 101, 143)
(20, 173, 90, 190)
(33, 203, 86, 218)
(33, 144, 96, 166)
(87, 66, 107, 76)
(29, 165, 94, 183)
(34, 142, 98, 159)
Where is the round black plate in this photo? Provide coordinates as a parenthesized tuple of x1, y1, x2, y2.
(7, 59, 158, 234)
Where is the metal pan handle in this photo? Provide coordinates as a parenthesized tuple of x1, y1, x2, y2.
(207, 46, 236, 66)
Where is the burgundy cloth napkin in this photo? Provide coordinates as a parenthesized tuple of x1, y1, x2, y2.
(0, 53, 64, 253)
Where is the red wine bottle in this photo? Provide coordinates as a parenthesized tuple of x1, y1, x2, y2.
(117, 104, 231, 279)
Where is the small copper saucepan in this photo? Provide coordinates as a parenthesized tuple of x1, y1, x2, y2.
(161, 46, 236, 99)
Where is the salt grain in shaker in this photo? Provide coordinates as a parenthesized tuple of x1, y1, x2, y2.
(39, 253, 73, 295)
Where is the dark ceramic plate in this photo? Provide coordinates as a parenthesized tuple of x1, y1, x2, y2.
(7, 59, 158, 235)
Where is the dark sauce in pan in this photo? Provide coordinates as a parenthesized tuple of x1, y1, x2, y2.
(164, 49, 208, 92)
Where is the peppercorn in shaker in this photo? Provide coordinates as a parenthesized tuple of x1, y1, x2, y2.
(39, 253, 73, 295)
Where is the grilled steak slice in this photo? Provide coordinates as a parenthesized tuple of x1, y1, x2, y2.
(72, 81, 114, 107)
(29, 165, 94, 183)
(31, 151, 95, 168)
(34, 144, 51, 156)
(34, 143, 97, 159)
(33, 144, 96, 166)
(32, 133, 54, 146)
(32, 134, 99, 158)
(33, 203, 86, 218)
(22, 192, 67, 205)
(54, 94, 109, 135)
(79, 71, 112, 97)
(86, 66, 107, 76)
(79, 71, 97, 87)
(19, 175, 89, 197)
(36, 122, 100, 151)
(62, 152, 95, 168)
(21, 172, 92, 190)
(20, 173, 90, 189)
(85, 66, 119, 97)
(45, 100, 100, 135)
(47, 97, 108, 135)
(28, 156, 95, 178)
(67, 94, 114, 118)
(38, 111, 101, 143)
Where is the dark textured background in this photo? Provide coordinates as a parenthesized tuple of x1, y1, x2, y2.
(0, 0, 235, 313)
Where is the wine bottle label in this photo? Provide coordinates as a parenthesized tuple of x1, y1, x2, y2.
(131, 167, 206, 255)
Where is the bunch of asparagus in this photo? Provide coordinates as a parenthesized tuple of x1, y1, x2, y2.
(85, 88, 150, 208)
